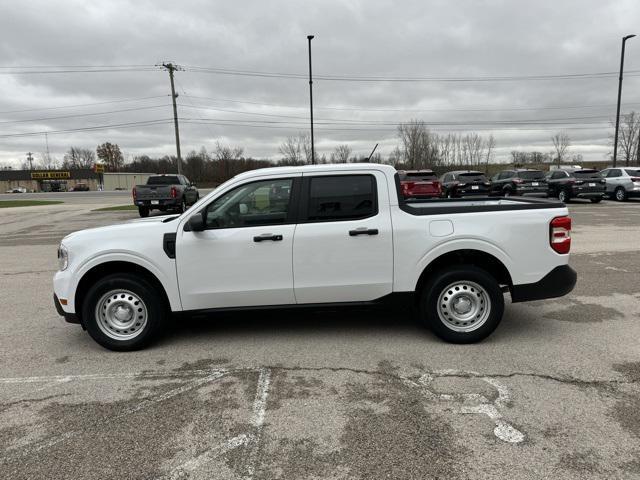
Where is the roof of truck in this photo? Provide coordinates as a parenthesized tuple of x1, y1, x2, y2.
(233, 163, 397, 179)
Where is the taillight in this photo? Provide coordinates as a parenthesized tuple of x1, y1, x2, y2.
(170, 186, 178, 198)
(513, 178, 523, 184)
(484, 182, 491, 186)
(132, 187, 137, 200)
(435, 181, 442, 193)
(550, 216, 571, 254)
(631, 177, 640, 182)
(458, 182, 467, 187)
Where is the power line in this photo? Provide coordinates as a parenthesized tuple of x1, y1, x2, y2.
(182, 94, 640, 114)
(0, 119, 172, 138)
(0, 95, 167, 115)
(0, 104, 170, 125)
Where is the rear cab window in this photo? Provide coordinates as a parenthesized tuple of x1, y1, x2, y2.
(402, 172, 437, 181)
(147, 176, 180, 185)
(305, 175, 377, 222)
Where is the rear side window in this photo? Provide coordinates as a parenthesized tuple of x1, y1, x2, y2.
(307, 175, 376, 222)
(498, 171, 512, 180)
(625, 169, 640, 177)
(147, 176, 180, 185)
(607, 169, 622, 178)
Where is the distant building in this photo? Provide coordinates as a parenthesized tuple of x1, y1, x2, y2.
(0, 169, 155, 193)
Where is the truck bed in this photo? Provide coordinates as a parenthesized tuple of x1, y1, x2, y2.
(400, 196, 564, 215)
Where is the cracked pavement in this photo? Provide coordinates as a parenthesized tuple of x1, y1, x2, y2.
(1, 195, 639, 479)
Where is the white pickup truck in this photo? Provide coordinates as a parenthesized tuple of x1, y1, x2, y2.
(54, 164, 576, 350)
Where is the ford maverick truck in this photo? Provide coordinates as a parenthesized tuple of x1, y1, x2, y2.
(54, 164, 576, 350)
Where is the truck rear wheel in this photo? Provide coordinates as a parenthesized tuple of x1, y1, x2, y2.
(138, 206, 150, 218)
(419, 265, 504, 343)
(81, 273, 166, 351)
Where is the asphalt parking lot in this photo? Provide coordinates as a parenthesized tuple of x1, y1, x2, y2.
(1, 194, 639, 480)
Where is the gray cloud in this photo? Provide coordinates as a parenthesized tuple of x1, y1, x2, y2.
(0, 0, 639, 167)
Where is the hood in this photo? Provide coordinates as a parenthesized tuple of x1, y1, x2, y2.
(62, 215, 179, 245)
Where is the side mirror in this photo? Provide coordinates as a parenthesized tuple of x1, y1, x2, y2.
(186, 212, 206, 232)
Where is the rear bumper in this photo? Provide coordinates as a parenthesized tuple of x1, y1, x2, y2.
(573, 192, 605, 199)
(510, 265, 577, 303)
(54, 294, 80, 324)
(518, 191, 548, 198)
(135, 199, 180, 208)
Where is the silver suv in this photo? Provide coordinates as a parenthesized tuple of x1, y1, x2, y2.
(600, 168, 640, 201)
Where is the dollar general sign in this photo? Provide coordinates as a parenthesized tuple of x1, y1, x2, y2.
(30, 171, 71, 179)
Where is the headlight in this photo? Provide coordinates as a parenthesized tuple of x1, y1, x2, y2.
(57, 244, 69, 271)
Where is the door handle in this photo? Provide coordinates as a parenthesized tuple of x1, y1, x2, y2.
(253, 234, 283, 242)
(349, 228, 379, 236)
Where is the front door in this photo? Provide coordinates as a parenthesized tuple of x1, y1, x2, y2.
(176, 175, 300, 310)
(292, 171, 394, 304)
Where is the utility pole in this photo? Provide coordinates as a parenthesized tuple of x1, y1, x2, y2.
(162, 62, 183, 174)
(26, 152, 34, 170)
(613, 34, 636, 167)
(307, 35, 316, 165)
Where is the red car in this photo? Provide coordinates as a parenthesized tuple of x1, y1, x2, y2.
(398, 170, 442, 198)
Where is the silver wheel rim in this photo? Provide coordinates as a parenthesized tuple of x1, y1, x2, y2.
(95, 289, 148, 340)
(559, 191, 566, 202)
(437, 281, 491, 333)
(504, 191, 511, 197)
(616, 189, 624, 201)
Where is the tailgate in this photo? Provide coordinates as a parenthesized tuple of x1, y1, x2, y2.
(136, 186, 172, 200)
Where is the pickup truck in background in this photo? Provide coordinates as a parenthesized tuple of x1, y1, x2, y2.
(132, 174, 199, 217)
(54, 164, 576, 351)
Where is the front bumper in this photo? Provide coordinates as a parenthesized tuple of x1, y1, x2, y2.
(510, 265, 577, 303)
(54, 293, 80, 324)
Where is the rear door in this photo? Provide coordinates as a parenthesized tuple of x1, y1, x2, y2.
(292, 171, 393, 304)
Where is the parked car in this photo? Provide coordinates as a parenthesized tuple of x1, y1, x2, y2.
(70, 183, 90, 192)
(132, 174, 199, 217)
(5, 186, 27, 193)
(440, 170, 490, 198)
(490, 169, 548, 197)
(599, 167, 640, 202)
(545, 169, 605, 203)
(398, 170, 442, 198)
(54, 164, 576, 351)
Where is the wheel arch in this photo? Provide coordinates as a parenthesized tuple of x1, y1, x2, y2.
(414, 249, 513, 298)
(75, 261, 171, 324)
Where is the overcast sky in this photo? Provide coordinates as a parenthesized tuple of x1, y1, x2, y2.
(1, 0, 639, 168)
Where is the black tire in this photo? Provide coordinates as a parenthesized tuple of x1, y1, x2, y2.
(503, 188, 512, 197)
(558, 189, 570, 203)
(615, 187, 628, 202)
(177, 198, 187, 213)
(82, 273, 167, 351)
(418, 265, 504, 343)
(138, 206, 150, 218)
(590, 197, 602, 203)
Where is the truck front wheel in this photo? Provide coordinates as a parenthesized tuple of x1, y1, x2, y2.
(81, 273, 166, 351)
(419, 265, 504, 343)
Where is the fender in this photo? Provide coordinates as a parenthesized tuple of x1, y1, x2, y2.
(70, 251, 182, 312)
(410, 237, 514, 291)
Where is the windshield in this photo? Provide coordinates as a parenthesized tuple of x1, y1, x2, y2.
(625, 169, 640, 177)
(459, 172, 486, 182)
(147, 176, 180, 185)
(517, 171, 544, 180)
(573, 170, 600, 179)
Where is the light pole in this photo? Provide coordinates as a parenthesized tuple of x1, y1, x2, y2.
(307, 35, 316, 165)
(613, 34, 636, 167)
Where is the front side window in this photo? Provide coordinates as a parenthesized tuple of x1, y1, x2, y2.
(204, 178, 293, 229)
(307, 175, 376, 222)
(607, 169, 622, 178)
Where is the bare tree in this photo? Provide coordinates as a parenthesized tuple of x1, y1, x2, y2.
(551, 132, 571, 166)
(330, 144, 352, 163)
(610, 112, 640, 166)
(39, 152, 59, 170)
(396, 120, 441, 169)
(484, 135, 496, 172)
(278, 133, 311, 165)
(63, 147, 95, 169)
